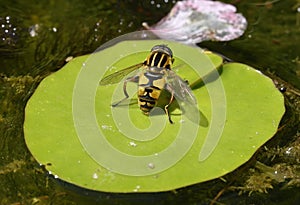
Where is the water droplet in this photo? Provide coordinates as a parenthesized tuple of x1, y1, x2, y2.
(129, 141, 137, 147)
(148, 163, 155, 169)
(285, 147, 292, 155)
(101, 125, 112, 130)
(133, 185, 141, 192)
(93, 173, 98, 179)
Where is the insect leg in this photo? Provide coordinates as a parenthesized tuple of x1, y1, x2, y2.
(165, 89, 174, 124)
(112, 75, 139, 107)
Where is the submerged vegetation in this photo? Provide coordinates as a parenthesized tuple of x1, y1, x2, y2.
(0, 0, 299, 204)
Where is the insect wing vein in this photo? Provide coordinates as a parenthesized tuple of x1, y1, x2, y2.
(166, 70, 197, 104)
(99, 63, 143, 85)
(166, 70, 199, 123)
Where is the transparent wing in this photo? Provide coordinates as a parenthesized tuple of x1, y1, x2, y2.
(165, 69, 200, 124)
(165, 69, 197, 104)
(99, 63, 143, 85)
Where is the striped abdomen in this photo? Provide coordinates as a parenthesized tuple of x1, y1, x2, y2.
(138, 70, 165, 114)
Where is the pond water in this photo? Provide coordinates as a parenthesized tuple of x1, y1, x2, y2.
(0, 0, 299, 204)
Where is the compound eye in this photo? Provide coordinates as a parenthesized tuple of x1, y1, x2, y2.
(151, 45, 173, 57)
(150, 45, 161, 52)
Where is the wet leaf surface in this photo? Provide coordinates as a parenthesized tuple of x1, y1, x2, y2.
(24, 40, 284, 192)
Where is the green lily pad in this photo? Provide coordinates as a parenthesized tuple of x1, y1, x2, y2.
(24, 40, 284, 192)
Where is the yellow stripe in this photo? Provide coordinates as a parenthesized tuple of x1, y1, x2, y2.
(157, 54, 165, 67)
(146, 52, 173, 68)
(151, 53, 157, 67)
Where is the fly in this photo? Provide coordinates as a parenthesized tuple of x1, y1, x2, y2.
(100, 45, 198, 124)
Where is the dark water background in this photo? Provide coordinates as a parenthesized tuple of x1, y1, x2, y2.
(0, 0, 299, 204)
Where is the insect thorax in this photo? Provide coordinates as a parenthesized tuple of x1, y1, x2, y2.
(144, 51, 173, 69)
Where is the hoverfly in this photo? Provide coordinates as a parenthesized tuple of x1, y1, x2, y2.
(100, 45, 198, 124)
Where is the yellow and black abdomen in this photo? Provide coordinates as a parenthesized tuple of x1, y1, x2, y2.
(138, 46, 173, 115)
(138, 70, 165, 114)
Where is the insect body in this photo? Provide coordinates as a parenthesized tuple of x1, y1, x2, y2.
(100, 45, 198, 124)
